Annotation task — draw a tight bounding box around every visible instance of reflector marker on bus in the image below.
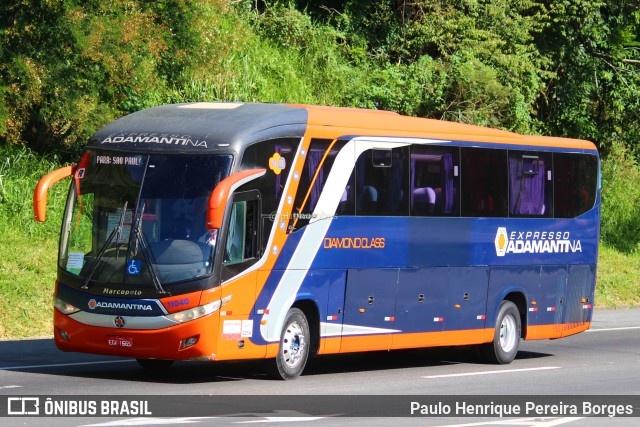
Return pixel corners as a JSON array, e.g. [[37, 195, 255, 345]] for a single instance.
[[434, 317, 444, 322], [220, 311, 232, 316], [384, 316, 395, 322], [477, 315, 486, 320], [583, 304, 593, 309], [547, 306, 557, 312], [257, 309, 270, 315], [529, 307, 538, 312], [326, 315, 338, 321]]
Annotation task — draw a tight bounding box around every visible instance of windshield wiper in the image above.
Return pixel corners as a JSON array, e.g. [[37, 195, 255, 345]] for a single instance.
[[81, 201, 128, 290], [131, 202, 169, 295]]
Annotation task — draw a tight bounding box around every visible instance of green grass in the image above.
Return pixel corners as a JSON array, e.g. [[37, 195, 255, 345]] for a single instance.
[[0, 144, 637, 340], [0, 226, 58, 338], [596, 245, 640, 308], [0, 144, 68, 339]]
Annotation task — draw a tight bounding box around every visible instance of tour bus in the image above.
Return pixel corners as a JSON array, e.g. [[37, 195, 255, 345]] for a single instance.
[[34, 102, 600, 379]]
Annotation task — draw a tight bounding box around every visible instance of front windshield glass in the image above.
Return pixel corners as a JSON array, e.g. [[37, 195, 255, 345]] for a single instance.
[[59, 150, 233, 287]]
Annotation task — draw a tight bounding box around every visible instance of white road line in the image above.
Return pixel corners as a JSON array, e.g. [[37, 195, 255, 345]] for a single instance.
[[423, 366, 561, 379], [0, 385, 22, 389], [81, 415, 327, 426], [587, 326, 640, 332], [0, 360, 132, 371], [235, 417, 327, 424], [81, 417, 219, 426]]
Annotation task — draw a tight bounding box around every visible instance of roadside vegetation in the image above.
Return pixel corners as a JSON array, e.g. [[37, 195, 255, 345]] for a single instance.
[[1, 1, 639, 338]]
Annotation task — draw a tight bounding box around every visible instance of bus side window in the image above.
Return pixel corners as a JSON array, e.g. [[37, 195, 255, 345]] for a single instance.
[[356, 147, 409, 216], [239, 138, 298, 253], [508, 152, 552, 217], [461, 148, 508, 217], [224, 201, 246, 265], [410, 146, 459, 216], [553, 153, 598, 218], [223, 193, 260, 268], [289, 138, 351, 232]]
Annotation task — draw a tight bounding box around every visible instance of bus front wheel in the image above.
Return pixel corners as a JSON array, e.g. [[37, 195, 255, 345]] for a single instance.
[[481, 300, 521, 364], [267, 308, 310, 380]]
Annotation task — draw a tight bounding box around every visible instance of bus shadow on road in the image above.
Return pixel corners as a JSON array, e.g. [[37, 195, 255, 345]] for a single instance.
[[0, 339, 553, 384], [301, 346, 554, 377]]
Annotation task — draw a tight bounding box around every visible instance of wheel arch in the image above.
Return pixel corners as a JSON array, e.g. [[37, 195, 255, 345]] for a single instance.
[[291, 299, 320, 357], [503, 291, 527, 339]]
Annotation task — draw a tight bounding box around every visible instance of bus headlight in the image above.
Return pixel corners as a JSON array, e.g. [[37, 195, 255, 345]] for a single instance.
[[165, 301, 221, 324], [53, 295, 80, 315]]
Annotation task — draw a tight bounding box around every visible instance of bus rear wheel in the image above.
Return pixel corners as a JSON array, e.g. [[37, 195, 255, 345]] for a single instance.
[[481, 300, 521, 364], [267, 308, 310, 380]]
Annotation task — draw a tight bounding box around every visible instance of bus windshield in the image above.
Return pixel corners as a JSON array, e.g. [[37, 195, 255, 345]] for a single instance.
[[59, 150, 233, 288]]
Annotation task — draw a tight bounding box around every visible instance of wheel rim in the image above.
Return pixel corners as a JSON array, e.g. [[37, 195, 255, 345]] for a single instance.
[[281, 321, 306, 369], [499, 313, 517, 353]]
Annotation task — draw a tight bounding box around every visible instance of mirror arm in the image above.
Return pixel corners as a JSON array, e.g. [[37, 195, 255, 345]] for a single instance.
[[33, 166, 76, 222]]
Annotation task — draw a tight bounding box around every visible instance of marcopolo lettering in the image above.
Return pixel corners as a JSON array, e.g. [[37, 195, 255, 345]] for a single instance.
[[101, 288, 143, 296]]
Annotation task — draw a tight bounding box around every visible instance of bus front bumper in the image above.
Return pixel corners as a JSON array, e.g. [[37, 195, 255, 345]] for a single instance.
[[53, 309, 220, 361]]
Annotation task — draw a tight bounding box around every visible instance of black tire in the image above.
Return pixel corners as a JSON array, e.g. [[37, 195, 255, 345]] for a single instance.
[[266, 308, 310, 380], [136, 358, 174, 370], [480, 300, 521, 364]]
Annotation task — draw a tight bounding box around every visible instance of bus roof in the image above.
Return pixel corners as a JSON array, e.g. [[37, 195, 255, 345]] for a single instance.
[[88, 102, 597, 153], [89, 103, 308, 153], [297, 104, 596, 151]]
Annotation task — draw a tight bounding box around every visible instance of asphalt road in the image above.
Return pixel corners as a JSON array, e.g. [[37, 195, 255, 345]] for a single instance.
[[1, 308, 639, 426]]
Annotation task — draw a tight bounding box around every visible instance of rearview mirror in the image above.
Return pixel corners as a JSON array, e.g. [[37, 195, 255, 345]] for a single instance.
[[33, 166, 76, 222], [207, 169, 266, 230]]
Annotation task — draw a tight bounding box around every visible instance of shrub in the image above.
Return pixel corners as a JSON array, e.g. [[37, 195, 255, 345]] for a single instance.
[[600, 144, 640, 253]]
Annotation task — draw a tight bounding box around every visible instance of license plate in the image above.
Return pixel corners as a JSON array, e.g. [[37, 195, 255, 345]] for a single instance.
[[107, 336, 133, 348]]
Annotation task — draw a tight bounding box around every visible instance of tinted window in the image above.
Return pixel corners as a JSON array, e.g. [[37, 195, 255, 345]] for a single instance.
[[410, 146, 460, 216], [290, 139, 350, 231], [461, 148, 508, 217], [239, 138, 298, 250], [554, 153, 598, 218], [355, 147, 409, 216]]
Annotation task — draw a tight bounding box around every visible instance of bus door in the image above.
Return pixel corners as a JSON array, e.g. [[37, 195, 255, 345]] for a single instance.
[[391, 267, 448, 348], [340, 269, 398, 352], [217, 191, 265, 359]]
